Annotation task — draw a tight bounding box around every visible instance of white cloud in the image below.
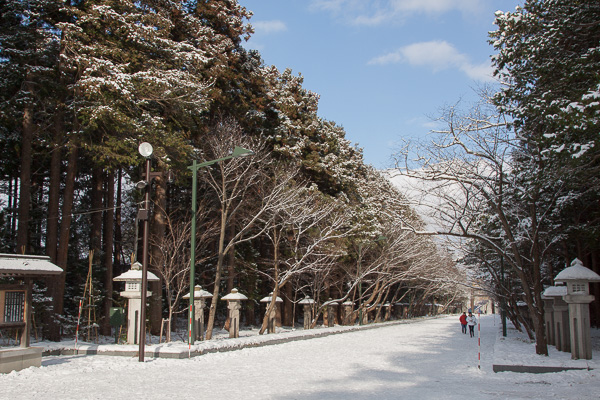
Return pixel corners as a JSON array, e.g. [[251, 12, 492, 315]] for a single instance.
[[388, 0, 481, 15], [251, 20, 287, 35], [310, 0, 484, 26], [368, 40, 494, 82]]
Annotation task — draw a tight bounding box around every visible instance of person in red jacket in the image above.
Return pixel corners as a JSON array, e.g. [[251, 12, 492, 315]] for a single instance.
[[459, 312, 468, 334]]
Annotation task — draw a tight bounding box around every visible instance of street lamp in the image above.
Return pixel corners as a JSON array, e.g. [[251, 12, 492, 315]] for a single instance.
[[137, 142, 153, 362], [187, 146, 253, 344]]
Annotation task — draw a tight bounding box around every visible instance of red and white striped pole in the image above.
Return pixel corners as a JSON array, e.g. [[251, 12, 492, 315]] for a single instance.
[[477, 310, 481, 369], [75, 299, 83, 354], [188, 304, 193, 358]]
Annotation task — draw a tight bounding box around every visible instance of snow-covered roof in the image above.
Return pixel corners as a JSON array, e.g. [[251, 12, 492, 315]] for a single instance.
[[260, 293, 282, 303], [555, 258, 600, 282], [221, 288, 248, 301], [0, 253, 63, 277], [542, 286, 568, 297], [342, 301, 354, 306], [183, 285, 213, 299], [298, 297, 315, 305], [323, 299, 339, 306], [113, 262, 159, 282]]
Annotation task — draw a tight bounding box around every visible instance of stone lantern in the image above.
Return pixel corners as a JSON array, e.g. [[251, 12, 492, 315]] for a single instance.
[[383, 302, 392, 321], [374, 304, 383, 323], [541, 289, 556, 346], [183, 285, 213, 341], [113, 261, 159, 345], [298, 297, 315, 329], [260, 292, 283, 334], [555, 258, 600, 360], [323, 298, 339, 327], [362, 303, 370, 325], [221, 288, 247, 338], [542, 285, 570, 352], [341, 301, 354, 325]]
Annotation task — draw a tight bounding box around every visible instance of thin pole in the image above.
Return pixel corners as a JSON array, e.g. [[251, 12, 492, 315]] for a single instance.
[[189, 161, 197, 345], [188, 304, 193, 358], [478, 311, 481, 369], [139, 157, 151, 362], [358, 243, 362, 325], [75, 299, 82, 354]]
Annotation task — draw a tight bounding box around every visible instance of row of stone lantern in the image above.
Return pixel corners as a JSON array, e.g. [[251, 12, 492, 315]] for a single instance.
[[113, 262, 408, 343], [542, 258, 600, 360]]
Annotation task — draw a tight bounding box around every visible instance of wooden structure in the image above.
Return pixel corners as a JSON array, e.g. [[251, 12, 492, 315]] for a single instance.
[[0, 253, 63, 373]]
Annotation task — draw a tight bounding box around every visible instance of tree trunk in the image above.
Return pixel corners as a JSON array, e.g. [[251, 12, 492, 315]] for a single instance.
[[150, 174, 167, 335], [101, 170, 115, 336], [226, 226, 236, 294], [283, 281, 293, 326], [591, 251, 600, 327], [90, 166, 103, 256], [114, 169, 123, 270], [47, 144, 78, 341], [16, 80, 35, 254], [223, 224, 236, 332], [46, 115, 62, 262], [530, 201, 548, 356], [260, 235, 279, 335], [205, 209, 228, 340]]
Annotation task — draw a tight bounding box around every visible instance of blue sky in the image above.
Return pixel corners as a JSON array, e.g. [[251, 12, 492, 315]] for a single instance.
[[241, 0, 521, 168]]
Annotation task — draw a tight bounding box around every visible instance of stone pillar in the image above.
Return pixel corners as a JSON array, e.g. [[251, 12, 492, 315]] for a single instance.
[[228, 301, 241, 338], [541, 295, 555, 346], [298, 297, 315, 329], [342, 301, 354, 325], [384, 303, 392, 321], [126, 297, 142, 345], [361, 304, 369, 325], [325, 299, 338, 327], [553, 297, 570, 353], [375, 305, 383, 323], [543, 285, 569, 352], [564, 294, 594, 359], [303, 305, 312, 329]]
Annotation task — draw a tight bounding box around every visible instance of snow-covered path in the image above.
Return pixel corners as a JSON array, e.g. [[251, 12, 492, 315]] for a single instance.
[[1, 315, 599, 399]]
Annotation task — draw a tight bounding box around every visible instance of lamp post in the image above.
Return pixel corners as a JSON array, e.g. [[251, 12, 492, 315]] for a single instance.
[[137, 142, 153, 362], [187, 146, 253, 344]]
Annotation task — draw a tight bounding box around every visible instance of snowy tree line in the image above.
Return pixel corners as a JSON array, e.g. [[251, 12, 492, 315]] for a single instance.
[[392, 0, 600, 356], [0, 0, 464, 341]]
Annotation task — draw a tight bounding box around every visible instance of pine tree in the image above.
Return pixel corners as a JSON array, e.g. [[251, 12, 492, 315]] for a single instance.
[[491, 0, 600, 325]]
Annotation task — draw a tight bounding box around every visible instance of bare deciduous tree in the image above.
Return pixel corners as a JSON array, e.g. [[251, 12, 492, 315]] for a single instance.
[[258, 179, 352, 333], [391, 95, 558, 355], [150, 204, 216, 342], [200, 118, 312, 340]]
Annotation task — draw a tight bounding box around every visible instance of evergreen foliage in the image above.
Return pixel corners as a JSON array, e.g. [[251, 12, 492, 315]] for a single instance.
[[0, 0, 462, 340]]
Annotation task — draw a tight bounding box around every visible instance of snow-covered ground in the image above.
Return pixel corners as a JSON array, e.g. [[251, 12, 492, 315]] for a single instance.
[[1, 315, 599, 399]]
